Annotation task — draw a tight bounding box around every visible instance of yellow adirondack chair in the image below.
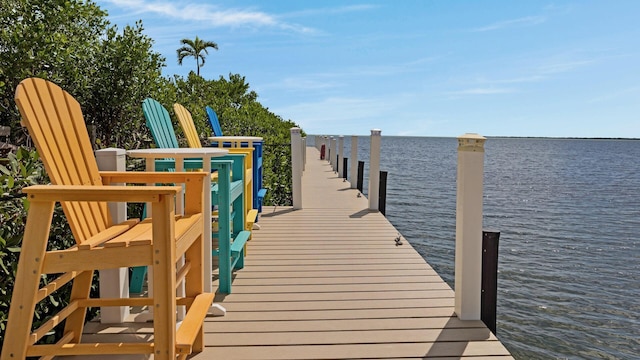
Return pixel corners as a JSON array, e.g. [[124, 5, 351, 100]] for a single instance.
[[1, 78, 212, 360], [173, 102, 258, 231]]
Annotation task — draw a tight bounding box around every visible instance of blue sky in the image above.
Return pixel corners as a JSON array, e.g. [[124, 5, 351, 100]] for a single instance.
[[95, 0, 640, 138]]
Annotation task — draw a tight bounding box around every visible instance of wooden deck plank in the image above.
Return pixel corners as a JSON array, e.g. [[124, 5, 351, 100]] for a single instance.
[[204, 307, 460, 321], [81, 146, 512, 359], [228, 275, 443, 285], [204, 317, 487, 332], [198, 341, 512, 359], [211, 298, 454, 312], [203, 327, 499, 346]]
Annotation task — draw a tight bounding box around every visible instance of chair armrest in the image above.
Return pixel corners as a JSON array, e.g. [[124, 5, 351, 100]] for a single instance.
[[99, 171, 208, 185], [22, 184, 183, 203]]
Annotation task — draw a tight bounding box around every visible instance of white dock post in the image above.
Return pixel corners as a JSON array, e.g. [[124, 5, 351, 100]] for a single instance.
[[324, 136, 330, 162], [454, 133, 486, 320], [95, 148, 130, 323], [350, 135, 358, 188], [291, 127, 303, 209], [368, 129, 381, 211], [338, 135, 344, 177], [330, 137, 337, 171], [302, 136, 307, 171]]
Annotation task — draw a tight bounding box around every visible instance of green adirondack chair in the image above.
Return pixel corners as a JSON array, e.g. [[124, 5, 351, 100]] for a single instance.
[[131, 98, 249, 294]]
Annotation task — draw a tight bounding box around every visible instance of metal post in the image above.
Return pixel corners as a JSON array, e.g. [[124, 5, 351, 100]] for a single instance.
[[378, 171, 387, 215], [95, 148, 130, 323], [455, 133, 486, 320], [368, 129, 381, 211], [350, 135, 358, 188], [482, 230, 500, 335], [291, 128, 303, 209]]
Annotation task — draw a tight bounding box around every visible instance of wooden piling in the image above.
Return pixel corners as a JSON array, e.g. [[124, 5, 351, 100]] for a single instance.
[[482, 230, 500, 335]]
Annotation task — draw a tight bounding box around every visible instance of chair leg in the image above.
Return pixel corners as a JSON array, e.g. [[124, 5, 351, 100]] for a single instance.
[[1, 202, 54, 360], [62, 270, 94, 343], [234, 251, 245, 270], [184, 233, 205, 352], [151, 197, 177, 360]]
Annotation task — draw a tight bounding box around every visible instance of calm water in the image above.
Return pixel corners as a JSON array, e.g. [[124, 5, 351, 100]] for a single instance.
[[317, 136, 640, 359]]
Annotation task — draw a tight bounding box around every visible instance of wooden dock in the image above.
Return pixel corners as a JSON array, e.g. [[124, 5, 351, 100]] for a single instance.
[[81, 146, 513, 359]]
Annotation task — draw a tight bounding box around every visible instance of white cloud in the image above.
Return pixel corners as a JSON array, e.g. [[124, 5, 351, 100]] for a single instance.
[[472, 16, 546, 32], [266, 55, 440, 93], [537, 59, 596, 74], [280, 4, 379, 18], [102, 0, 315, 33], [448, 87, 516, 95]]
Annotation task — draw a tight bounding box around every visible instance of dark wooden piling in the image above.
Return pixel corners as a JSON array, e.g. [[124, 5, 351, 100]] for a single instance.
[[343, 157, 348, 179], [481, 230, 500, 335], [357, 161, 364, 192], [378, 171, 387, 215]]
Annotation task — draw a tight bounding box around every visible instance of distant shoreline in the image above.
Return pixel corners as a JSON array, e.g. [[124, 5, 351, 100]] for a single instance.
[[486, 136, 640, 140], [311, 134, 640, 140]]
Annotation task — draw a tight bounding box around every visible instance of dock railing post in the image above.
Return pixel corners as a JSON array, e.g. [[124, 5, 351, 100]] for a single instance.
[[324, 136, 330, 162], [368, 129, 381, 211], [330, 137, 336, 170], [95, 148, 130, 323], [291, 127, 303, 209], [455, 133, 486, 320], [338, 135, 344, 176], [302, 136, 307, 171], [350, 135, 358, 188]]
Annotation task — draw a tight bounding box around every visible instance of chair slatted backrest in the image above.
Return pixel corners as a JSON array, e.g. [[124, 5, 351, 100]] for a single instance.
[[173, 103, 202, 148], [14, 78, 111, 244], [205, 106, 224, 136], [142, 98, 179, 148]]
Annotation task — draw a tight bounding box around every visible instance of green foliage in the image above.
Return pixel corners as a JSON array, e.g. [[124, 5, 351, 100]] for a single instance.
[[84, 21, 168, 149], [0, 0, 167, 150], [0, 0, 108, 143]]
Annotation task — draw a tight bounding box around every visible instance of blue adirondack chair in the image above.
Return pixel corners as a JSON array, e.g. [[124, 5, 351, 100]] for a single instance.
[[206, 106, 267, 212], [130, 98, 249, 294], [206, 105, 224, 137]]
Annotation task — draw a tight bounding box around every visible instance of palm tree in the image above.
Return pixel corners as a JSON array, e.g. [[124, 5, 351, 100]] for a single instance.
[[176, 36, 218, 76]]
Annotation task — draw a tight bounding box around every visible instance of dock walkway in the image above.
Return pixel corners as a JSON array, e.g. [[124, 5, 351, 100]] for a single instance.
[[197, 146, 512, 359], [82, 146, 513, 359]]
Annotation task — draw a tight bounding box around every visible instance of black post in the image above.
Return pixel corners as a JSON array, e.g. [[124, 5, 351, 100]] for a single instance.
[[378, 171, 387, 215], [481, 230, 500, 335], [357, 161, 364, 192], [343, 157, 348, 179], [336, 154, 339, 173]]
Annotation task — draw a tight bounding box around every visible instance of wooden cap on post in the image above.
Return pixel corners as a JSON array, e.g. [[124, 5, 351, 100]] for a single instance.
[[457, 133, 486, 152]]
